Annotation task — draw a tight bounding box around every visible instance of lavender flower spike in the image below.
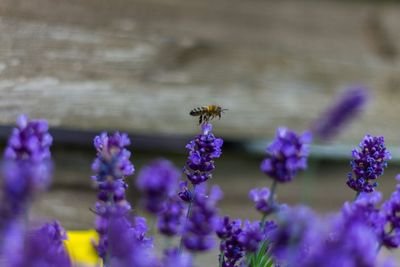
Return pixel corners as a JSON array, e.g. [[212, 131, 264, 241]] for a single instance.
[[1, 115, 53, 217], [347, 134, 391, 193], [312, 86, 368, 141], [4, 114, 53, 162], [91, 132, 135, 261], [216, 217, 245, 267], [183, 123, 223, 185], [261, 128, 312, 183]]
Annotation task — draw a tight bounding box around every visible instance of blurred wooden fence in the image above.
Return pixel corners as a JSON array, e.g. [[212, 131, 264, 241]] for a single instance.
[[0, 0, 400, 144]]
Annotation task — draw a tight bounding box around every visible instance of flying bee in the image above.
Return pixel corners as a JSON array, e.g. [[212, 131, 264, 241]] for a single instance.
[[190, 105, 227, 124]]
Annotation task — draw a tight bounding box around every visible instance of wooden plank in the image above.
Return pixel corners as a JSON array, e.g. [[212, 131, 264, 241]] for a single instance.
[[0, 0, 399, 143]]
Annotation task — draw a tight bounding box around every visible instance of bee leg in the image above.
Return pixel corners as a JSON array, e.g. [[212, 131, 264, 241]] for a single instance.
[[199, 115, 203, 125], [218, 113, 221, 119]]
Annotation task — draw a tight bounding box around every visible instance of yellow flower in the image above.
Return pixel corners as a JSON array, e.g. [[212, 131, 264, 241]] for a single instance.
[[64, 230, 102, 267]]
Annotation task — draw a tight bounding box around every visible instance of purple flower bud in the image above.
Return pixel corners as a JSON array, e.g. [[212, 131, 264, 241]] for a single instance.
[[178, 181, 193, 203], [347, 135, 390, 193], [249, 187, 274, 214], [261, 128, 312, 183], [183, 123, 223, 185]]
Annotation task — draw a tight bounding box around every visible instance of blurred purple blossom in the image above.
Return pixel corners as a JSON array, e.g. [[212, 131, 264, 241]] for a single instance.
[[380, 177, 400, 248], [162, 248, 193, 267], [347, 135, 391, 193], [312, 86, 369, 141], [136, 159, 180, 214], [182, 185, 222, 252], [302, 214, 378, 267], [4, 114, 53, 162], [158, 196, 185, 236], [270, 206, 319, 265], [1, 115, 54, 216], [261, 128, 312, 183], [16, 221, 71, 267], [0, 116, 54, 266], [107, 215, 156, 267]]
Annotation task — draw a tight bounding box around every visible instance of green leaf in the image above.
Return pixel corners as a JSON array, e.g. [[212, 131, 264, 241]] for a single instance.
[[245, 241, 274, 267]]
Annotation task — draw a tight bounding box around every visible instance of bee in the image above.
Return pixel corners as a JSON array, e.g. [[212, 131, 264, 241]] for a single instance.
[[190, 105, 227, 124]]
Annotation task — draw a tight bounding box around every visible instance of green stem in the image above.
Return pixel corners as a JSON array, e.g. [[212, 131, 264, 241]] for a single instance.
[[354, 191, 361, 201], [179, 185, 196, 254], [218, 247, 225, 267], [261, 180, 278, 227], [164, 236, 172, 251], [301, 159, 318, 204], [377, 227, 394, 253], [268, 180, 278, 206]]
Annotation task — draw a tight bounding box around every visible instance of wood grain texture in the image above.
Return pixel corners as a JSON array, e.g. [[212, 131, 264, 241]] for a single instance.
[[0, 0, 399, 143]]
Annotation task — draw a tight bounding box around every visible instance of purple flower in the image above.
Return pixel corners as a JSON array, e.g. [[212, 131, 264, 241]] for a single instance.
[[178, 181, 193, 203], [107, 215, 157, 267], [270, 206, 319, 265], [16, 221, 71, 267], [183, 123, 223, 185], [136, 159, 180, 214], [216, 216, 245, 267], [182, 185, 222, 252], [91, 132, 135, 260], [302, 214, 378, 267], [157, 196, 185, 236], [0, 220, 25, 266], [4, 114, 53, 162], [312, 86, 368, 141], [162, 248, 193, 267], [237, 220, 265, 253], [92, 132, 134, 183], [347, 135, 391, 193], [261, 128, 312, 183], [249, 187, 274, 214], [0, 115, 53, 222], [379, 176, 400, 248], [269, 206, 379, 267]]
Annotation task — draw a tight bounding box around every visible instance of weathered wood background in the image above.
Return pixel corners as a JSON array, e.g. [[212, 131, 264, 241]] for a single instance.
[[0, 0, 399, 143]]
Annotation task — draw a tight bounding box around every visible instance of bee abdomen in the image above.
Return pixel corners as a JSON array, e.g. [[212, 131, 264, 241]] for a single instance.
[[190, 107, 206, 116]]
